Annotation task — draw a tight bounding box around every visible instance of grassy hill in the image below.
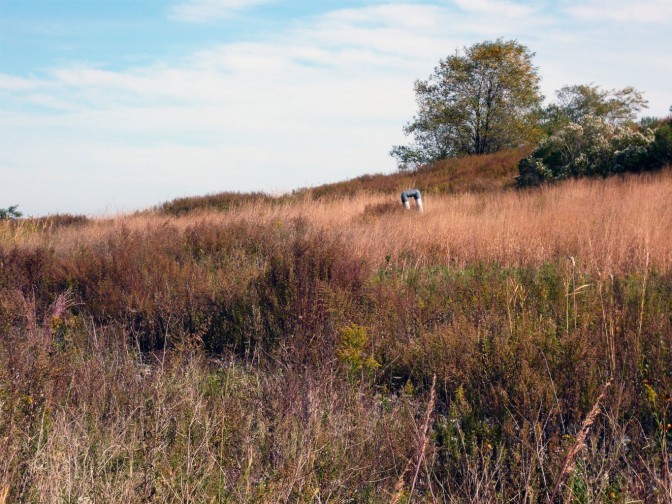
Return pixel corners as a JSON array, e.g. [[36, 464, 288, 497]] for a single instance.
[[1, 153, 671, 501], [159, 147, 529, 215], [304, 147, 529, 199]]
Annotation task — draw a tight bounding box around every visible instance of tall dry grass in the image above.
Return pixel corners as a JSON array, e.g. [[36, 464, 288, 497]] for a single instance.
[[343, 172, 672, 274], [304, 147, 527, 199], [0, 299, 420, 501], [1, 169, 672, 501], [7, 168, 668, 274]]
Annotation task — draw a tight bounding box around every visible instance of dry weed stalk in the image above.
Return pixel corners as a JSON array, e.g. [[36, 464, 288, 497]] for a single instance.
[[550, 378, 613, 503], [392, 374, 437, 504]]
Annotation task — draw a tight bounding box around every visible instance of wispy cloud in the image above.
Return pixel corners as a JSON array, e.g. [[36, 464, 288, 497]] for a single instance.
[[566, 0, 672, 23], [170, 0, 274, 22], [0, 73, 42, 91], [453, 0, 536, 18], [3, 5, 445, 214]]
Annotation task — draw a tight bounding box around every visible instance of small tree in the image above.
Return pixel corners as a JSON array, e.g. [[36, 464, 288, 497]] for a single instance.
[[541, 84, 647, 134], [0, 205, 22, 220], [391, 39, 543, 170]]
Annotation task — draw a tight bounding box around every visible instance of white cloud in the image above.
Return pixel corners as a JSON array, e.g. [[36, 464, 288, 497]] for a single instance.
[[566, 0, 672, 23], [453, 0, 536, 17], [4, 5, 445, 214], [170, 0, 274, 22], [0, 73, 42, 91]]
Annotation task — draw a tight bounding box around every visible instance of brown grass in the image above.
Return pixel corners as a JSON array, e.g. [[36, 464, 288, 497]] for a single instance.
[[550, 378, 613, 502], [305, 147, 528, 199], [8, 166, 669, 275], [1, 163, 672, 501]]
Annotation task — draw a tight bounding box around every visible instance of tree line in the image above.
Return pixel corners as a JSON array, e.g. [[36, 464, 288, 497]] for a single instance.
[[392, 38, 672, 185]]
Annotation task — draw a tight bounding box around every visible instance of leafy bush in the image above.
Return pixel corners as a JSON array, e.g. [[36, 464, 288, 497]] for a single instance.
[[515, 115, 671, 187], [648, 119, 672, 168], [0, 205, 22, 220], [541, 84, 648, 133], [337, 324, 379, 378]]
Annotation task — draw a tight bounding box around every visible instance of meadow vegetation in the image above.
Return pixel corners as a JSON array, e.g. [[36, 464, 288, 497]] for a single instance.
[[1, 156, 672, 502], [517, 116, 672, 187]]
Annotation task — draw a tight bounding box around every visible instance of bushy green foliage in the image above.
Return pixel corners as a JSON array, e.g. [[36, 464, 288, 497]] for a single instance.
[[516, 116, 672, 187], [337, 324, 379, 377], [649, 119, 672, 168], [0, 205, 22, 220]]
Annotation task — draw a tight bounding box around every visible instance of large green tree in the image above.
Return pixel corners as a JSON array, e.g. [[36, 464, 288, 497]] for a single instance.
[[391, 39, 543, 170]]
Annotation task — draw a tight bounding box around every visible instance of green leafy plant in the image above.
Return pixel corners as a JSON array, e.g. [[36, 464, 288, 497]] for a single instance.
[[515, 115, 665, 187], [0, 205, 22, 220], [541, 84, 648, 134], [337, 324, 380, 377], [648, 119, 672, 168]]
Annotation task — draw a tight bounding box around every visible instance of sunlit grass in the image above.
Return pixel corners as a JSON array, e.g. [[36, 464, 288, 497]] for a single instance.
[[1, 163, 671, 501]]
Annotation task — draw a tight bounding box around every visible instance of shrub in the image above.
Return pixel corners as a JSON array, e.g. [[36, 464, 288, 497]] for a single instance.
[[648, 118, 672, 168], [516, 115, 661, 187], [0, 205, 22, 220], [337, 324, 379, 378]]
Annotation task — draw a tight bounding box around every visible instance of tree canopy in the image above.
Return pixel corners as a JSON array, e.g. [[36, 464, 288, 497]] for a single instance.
[[541, 84, 648, 133], [391, 39, 543, 170]]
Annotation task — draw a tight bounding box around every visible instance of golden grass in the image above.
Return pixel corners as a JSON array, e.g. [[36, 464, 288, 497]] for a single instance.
[[2, 168, 672, 501], [342, 172, 672, 274], [304, 147, 528, 198], [5, 169, 672, 275]]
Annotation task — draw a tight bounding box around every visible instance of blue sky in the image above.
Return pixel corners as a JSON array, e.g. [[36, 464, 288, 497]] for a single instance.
[[1, 0, 671, 216]]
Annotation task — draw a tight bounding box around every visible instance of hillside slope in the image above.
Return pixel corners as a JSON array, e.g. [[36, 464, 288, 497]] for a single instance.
[[309, 147, 529, 198], [159, 147, 529, 215]]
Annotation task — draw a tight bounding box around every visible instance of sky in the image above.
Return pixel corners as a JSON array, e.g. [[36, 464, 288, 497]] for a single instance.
[[1, 0, 671, 216]]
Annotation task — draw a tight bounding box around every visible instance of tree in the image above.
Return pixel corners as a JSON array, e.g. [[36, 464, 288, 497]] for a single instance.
[[391, 39, 543, 170], [541, 84, 647, 133], [0, 205, 22, 220]]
